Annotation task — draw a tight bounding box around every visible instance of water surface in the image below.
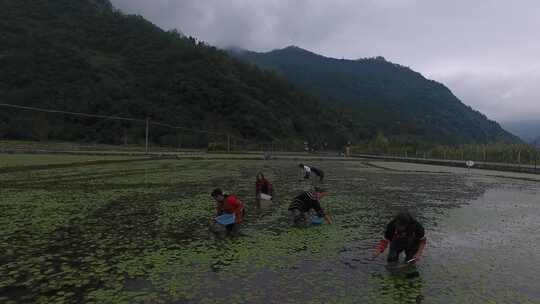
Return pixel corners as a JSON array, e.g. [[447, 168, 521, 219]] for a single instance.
[[1, 158, 538, 303]]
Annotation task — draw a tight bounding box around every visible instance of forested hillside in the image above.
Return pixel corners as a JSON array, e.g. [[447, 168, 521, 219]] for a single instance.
[[0, 0, 355, 148], [232, 46, 521, 145]]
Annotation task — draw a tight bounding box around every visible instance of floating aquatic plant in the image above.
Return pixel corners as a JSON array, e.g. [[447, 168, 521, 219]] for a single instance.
[[1, 156, 539, 303]]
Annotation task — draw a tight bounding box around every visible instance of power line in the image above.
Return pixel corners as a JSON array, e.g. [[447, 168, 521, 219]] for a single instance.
[[0, 102, 276, 149], [150, 121, 223, 136], [0, 102, 226, 136], [0, 103, 144, 123]]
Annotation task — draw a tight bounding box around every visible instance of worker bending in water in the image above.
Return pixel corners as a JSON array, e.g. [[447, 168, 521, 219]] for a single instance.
[[255, 172, 274, 209], [299, 163, 325, 183], [372, 212, 426, 263], [210, 188, 245, 234], [288, 187, 333, 226]]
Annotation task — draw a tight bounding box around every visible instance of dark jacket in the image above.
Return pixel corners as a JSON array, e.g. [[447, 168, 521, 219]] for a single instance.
[[384, 219, 425, 242]]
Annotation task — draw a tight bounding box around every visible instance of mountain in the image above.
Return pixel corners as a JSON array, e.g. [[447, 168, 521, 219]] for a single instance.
[[231, 46, 521, 145], [501, 121, 540, 143], [0, 0, 354, 148]]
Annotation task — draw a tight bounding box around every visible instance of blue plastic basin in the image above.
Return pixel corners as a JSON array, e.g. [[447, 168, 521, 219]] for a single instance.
[[311, 216, 324, 225], [216, 213, 236, 225]]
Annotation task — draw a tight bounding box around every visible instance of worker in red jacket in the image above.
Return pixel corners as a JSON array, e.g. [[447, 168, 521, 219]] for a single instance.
[[211, 188, 245, 233], [255, 172, 273, 209]]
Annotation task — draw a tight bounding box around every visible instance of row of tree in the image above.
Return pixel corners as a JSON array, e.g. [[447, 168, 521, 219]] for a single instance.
[[354, 132, 539, 165]]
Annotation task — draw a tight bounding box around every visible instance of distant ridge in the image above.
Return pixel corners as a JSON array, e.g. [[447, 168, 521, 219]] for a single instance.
[[502, 121, 540, 143], [231, 46, 521, 145]]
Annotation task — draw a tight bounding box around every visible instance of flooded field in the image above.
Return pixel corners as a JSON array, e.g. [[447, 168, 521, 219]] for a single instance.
[[1, 156, 539, 303]]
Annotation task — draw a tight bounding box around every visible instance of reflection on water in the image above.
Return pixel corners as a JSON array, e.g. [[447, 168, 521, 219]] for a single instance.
[[1, 160, 539, 303]]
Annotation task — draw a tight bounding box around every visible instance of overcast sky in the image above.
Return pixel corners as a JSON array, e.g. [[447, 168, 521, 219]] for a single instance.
[[111, 0, 540, 123]]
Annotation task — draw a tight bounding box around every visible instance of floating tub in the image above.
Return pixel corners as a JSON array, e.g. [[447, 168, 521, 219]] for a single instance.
[[311, 216, 324, 225], [260, 193, 272, 201], [215, 213, 236, 225]]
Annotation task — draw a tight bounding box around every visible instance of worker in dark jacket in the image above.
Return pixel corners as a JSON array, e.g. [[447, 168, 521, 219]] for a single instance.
[[372, 212, 427, 263], [288, 187, 332, 226]]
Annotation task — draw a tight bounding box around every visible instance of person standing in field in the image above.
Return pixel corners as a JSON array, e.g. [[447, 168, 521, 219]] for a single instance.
[[299, 163, 324, 183], [372, 212, 427, 263], [288, 187, 333, 226], [255, 172, 273, 209], [210, 188, 245, 234]]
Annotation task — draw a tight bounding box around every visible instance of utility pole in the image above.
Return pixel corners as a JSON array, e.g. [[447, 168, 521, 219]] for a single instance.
[[537, 139, 539, 173], [227, 134, 231, 153], [145, 117, 150, 154], [535, 151, 537, 173]]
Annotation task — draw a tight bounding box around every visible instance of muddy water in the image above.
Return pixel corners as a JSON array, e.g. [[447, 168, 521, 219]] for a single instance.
[[0, 158, 539, 303]]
